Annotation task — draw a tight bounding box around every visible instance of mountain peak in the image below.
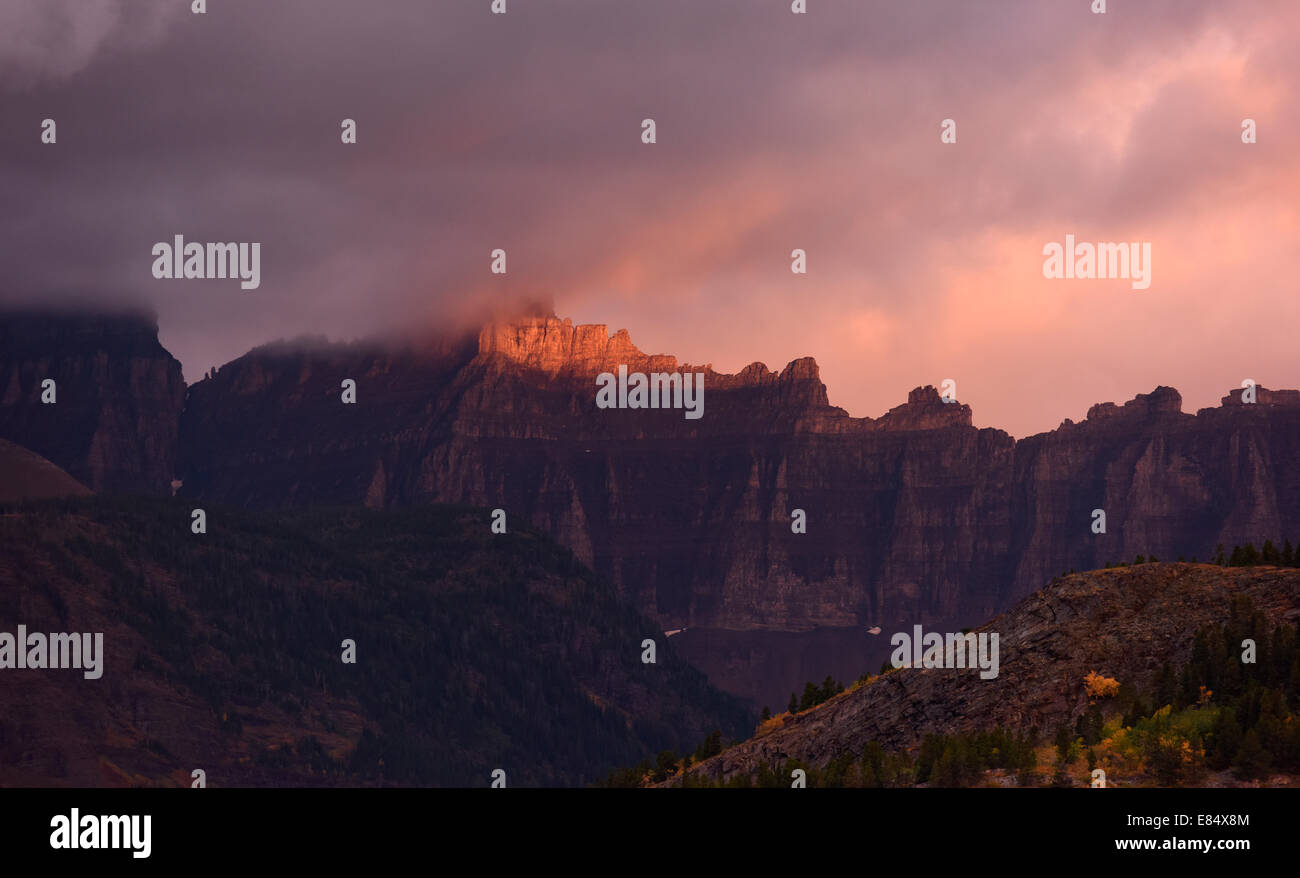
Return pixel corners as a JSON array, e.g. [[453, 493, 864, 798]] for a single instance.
[[1220, 385, 1300, 407], [476, 315, 680, 376], [1085, 385, 1183, 421], [873, 385, 972, 430]]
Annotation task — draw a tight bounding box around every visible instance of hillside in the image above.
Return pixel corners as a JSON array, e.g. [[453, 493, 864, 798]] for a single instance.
[[0, 439, 90, 503], [672, 563, 1300, 786], [0, 496, 750, 787]]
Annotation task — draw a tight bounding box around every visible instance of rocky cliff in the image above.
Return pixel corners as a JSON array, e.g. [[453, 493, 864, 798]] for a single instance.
[[1009, 385, 1300, 598], [171, 314, 1300, 705], [6, 309, 1298, 709], [0, 309, 185, 495], [179, 316, 1015, 636]]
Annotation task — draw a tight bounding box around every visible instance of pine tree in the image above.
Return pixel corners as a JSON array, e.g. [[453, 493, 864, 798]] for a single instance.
[[1054, 725, 1073, 763], [1208, 707, 1242, 770], [1075, 705, 1104, 746], [1155, 662, 1178, 708], [788, 693, 798, 714], [800, 681, 819, 711], [1233, 730, 1270, 780], [933, 744, 963, 787], [654, 750, 679, 782]]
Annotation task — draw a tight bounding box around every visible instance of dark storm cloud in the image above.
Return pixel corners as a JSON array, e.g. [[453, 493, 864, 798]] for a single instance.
[[1, 1, 1296, 436]]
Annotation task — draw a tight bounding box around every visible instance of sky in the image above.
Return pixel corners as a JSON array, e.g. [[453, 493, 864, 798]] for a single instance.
[[1, 0, 1297, 438]]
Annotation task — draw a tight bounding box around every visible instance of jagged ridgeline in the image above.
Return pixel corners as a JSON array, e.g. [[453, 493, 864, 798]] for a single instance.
[[6, 308, 1300, 709], [0, 496, 751, 787]]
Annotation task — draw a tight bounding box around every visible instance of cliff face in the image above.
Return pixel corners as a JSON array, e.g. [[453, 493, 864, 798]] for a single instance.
[[171, 314, 1300, 707], [0, 310, 185, 495], [1009, 386, 1300, 599], [7, 309, 1299, 708], [179, 317, 1015, 638]]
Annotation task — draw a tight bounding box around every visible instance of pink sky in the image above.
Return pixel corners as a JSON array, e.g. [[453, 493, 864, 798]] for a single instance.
[[2, 0, 1297, 437]]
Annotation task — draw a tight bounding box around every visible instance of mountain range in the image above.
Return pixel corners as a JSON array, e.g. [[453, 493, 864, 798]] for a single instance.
[[3, 307, 1299, 709]]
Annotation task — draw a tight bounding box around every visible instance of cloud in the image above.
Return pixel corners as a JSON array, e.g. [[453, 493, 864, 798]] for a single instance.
[[0, 0, 180, 88], [0, 0, 1297, 435]]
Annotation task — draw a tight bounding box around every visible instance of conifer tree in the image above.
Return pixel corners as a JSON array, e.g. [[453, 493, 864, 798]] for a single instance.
[[1233, 730, 1270, 779], [1262, 539, 1279, 564], [800, 681, 819, 711], [1243, 543, 1260, 565]]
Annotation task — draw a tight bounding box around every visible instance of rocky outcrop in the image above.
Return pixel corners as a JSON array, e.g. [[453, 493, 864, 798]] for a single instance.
[[0, 309, 185, 495], [477, 316, 685, 377], [678, 563, 1300, 785]]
